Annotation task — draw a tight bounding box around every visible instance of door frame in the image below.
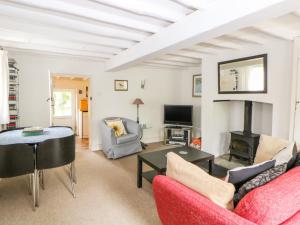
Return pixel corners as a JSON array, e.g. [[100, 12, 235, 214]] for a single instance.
[[289, 37, 300, 140], [49, 73, 92, 150]]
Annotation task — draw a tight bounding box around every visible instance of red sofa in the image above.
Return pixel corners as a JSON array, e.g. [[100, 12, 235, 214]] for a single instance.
[[153, 166, 300, 225]]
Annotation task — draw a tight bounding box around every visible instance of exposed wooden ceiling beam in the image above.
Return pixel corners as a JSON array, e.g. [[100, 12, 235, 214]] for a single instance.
[[253, 22, 295, 40], [106, 0, 300, 71], [92, 0, 192, 22], [172, 0, 218, 10], [181, 48, 217, 56], [206, 35, 261, 50], [173, 49, 211, 59], [147, 59, 199, 67], [6, 47, 106, 62], [163, 55, 201, 63], [0, 28, 123, 54], [0, 1, 148, 41], [142, 62, 185, 69], [197, 42, 235, 51], [167, 53, 202, 60], [0, 16, 136, 48], [229, 27, 288, 44], [155, 58, 201, 65], [0, 39, 112, 59], [142, 62, 187, 68], [9, 0, 164, 33]]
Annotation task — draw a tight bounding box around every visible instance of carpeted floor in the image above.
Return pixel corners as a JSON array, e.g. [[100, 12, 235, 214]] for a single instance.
[[0, 142, 164, 225], [0, 142, 246, 225]]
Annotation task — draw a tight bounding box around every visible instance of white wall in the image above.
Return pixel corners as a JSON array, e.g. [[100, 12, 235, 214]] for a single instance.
[[179, 67, 202, 137], [202, 39, 293, 156], [8, 51, 182, 150]]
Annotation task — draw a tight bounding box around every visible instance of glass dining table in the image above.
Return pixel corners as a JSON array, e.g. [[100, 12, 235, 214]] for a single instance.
[[0, 127, 74, 145]]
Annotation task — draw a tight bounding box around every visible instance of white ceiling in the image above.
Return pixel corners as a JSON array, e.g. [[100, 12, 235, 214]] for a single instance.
[[1, 0, 300, 70]]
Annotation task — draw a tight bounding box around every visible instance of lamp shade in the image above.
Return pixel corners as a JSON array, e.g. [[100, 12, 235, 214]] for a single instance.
[[132, 98, 144, 105]]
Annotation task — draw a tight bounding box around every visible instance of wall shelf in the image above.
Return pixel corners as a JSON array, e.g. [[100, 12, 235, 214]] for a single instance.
[[6, 59, 19, 130]]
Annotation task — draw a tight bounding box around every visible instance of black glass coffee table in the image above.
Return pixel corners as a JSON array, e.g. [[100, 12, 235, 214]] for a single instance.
[[137, 146, 214, 188]]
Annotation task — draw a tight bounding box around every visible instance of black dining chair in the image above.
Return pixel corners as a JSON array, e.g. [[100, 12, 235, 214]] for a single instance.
[[36, 134, 76, 205], [0, 143, 36, 209]]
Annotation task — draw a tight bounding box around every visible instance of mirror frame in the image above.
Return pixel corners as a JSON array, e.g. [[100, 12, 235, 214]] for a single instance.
[[218, 54, 268, 94]]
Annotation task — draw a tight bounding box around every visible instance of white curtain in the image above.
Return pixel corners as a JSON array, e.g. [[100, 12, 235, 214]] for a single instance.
[[0, 50, 9, 125]]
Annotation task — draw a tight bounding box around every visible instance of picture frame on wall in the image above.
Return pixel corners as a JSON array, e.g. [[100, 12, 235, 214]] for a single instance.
[[114, 80, 128, 91], [193, 74, 202, 97]]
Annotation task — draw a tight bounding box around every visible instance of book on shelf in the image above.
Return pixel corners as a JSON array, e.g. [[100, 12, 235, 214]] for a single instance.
[[7, 58, 19, 130]]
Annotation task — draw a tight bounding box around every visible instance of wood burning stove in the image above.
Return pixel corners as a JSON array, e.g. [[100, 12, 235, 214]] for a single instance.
[[229, 101, 260, 164]]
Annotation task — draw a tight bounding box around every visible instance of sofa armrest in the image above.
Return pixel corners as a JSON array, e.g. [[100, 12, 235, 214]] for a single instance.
[[153, 176, 256, 225]]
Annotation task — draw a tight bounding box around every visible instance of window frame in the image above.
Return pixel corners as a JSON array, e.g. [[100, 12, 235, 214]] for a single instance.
[[52, 89, 74, 119]]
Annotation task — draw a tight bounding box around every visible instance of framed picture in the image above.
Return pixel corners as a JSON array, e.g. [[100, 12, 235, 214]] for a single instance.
[[193, 74, 202, 97], [114, 80, 128, 91]]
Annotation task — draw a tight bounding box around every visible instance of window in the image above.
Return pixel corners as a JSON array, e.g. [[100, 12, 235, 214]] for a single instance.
[[247, 65, 264, 91], [53, 90, 72, 117]]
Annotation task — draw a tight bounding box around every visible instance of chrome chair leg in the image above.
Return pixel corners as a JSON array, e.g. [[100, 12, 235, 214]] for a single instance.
[[71, 162, 77, 184], [28, 174, 32, 195], [35, 169, 39, 207], [70, 162, 76, 198], [39, 170, 45, 190], [32, 173, 36, 211]]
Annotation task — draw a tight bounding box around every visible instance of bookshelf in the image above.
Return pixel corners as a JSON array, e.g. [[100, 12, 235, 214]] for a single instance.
[[7, 58, 19, 129]]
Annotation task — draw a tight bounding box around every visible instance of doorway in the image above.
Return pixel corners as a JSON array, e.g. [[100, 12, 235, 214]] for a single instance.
[[50, 75, 90, 150]]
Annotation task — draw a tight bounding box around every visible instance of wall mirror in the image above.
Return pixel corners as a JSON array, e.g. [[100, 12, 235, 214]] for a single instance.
[[218, 54, 267, 94]]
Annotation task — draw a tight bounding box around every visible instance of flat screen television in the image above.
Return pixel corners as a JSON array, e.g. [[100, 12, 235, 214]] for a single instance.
[[164, 105, 193, 126]]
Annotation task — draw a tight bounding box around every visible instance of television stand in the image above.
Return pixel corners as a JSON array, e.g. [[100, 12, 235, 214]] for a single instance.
[[165, 125, 187, 129], [164, 126, 192, 146]]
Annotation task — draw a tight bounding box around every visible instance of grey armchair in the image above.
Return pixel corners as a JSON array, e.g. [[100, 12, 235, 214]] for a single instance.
[[100, 117, 142, 159]]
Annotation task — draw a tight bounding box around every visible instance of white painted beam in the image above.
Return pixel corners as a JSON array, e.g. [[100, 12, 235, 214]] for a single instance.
[[0, 40, 112, 59], [167, 53, 202, 60], [163, 55, 201, 63], [0, 2, 149, 41], [0, 28, 123, 54], [256, 13, 300, 40], [0, 16, 135, 48], [147, 59, 199, 67], [6, 47, 106, 62], [9, 0, 164, 33], [188, 43, 234, 55], [142, 62, 185, 69], [173, 0, 218, 10], [142, 62, 187, 68], [105, 0, 300, 71], [197, 42, 235, 51], [229, 27, 287, 43], [254, 21, 296, 40], [207, 35, 261, 49], [92, 0, 192, 22], [173, 49, 212, 58]]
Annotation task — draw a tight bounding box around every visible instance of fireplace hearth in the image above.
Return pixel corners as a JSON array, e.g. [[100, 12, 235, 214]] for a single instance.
[[229, 101, 260, 164]]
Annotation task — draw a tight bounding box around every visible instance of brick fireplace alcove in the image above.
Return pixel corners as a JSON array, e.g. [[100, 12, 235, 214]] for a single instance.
[[213, 100, 273, 162]]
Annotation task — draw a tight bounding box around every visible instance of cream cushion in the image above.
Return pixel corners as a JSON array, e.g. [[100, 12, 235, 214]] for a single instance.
[[166, 152, 235, 210], [297, 143, 300, 153], [272, 142, 296, 166], [254, 135, 290, 164]]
